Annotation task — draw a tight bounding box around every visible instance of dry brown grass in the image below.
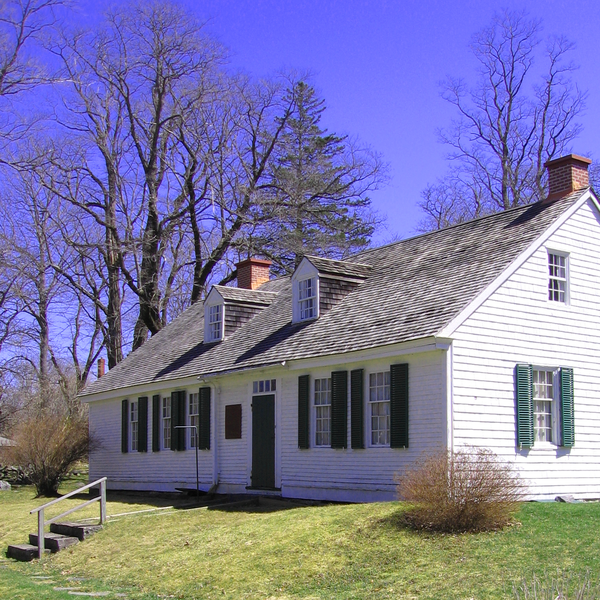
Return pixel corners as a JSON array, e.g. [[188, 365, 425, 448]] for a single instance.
[[396, 446, 524, 533]]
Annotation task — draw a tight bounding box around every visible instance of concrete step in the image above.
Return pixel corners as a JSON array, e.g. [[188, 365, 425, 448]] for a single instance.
[[50, 522, 102, 541], [29, 532, 79, 553], [6, 543, 50, 561]]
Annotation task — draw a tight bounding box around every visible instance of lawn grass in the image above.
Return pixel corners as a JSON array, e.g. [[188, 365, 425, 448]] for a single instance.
[[2, 478, 600, 599]]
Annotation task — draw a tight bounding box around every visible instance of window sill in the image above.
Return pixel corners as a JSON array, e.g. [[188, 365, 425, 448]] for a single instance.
[[530, 442, 557, 450]]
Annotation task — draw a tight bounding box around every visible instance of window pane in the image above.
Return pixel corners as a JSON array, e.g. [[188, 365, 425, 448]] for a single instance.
[[533, 370, 554, 443], [369, 371, 390, 446], [548, 253, 567, 303], [162, 397, 171, 449], [314, 377, 331, 446]]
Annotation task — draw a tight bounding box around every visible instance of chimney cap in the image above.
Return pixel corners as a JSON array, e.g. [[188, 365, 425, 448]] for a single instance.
[[544, 154, 592, 169], [235, 257, 272, 269]]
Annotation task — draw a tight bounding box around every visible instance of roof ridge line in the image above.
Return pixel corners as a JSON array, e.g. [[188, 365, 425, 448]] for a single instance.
[[353, 191, 587, 259]]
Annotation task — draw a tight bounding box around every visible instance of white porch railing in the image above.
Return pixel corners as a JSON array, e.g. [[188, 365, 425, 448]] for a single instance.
[[30, 477, 107, 559]]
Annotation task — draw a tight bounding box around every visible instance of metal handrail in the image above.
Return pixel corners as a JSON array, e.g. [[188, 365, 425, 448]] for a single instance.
[[30, 477, 107, 559]]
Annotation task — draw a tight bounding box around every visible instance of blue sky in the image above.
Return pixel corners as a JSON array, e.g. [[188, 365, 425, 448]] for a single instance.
[[72, 0, 600, 242]]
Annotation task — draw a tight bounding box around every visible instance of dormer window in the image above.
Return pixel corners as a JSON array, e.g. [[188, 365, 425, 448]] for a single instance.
[[208, 305, 222, 341], [204, 291, 224, 343], [290, 256, 371, 324], [204, 284, 276, 342], [298, 277, 317, 320], [291, 259, 320, 323]]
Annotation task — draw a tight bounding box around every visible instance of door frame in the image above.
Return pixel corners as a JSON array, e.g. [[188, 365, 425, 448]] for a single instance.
[[247, 380, 280, 490]]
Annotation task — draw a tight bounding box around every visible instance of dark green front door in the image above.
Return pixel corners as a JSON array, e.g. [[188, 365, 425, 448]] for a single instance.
[[252, 395, 275, 488]]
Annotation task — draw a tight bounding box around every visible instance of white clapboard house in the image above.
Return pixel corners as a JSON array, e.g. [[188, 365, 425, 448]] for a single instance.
[[81, 154, 600, 502]]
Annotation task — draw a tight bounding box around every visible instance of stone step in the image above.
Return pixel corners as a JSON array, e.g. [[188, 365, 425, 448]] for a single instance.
[[50, 522, 102, 541], [29, 532, 79, 553], [6, 543, 50, 562]]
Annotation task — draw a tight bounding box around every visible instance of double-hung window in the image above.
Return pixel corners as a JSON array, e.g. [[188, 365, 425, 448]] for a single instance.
[[548, 252, 568, 303], [208, 304, 223, 341], [162, 397, 171, 450], [298, 277, 317, 320], [369, 371, 390, 446], [314, 377, 331, 446], [533, 369, 554, 443], [516, 364, 574, 448], [130, 400, 138, 451], [189, 392, 199, 448]]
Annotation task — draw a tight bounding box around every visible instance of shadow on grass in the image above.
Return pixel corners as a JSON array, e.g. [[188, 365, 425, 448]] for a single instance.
[[372, 507, 419, 533], [195, 496, 314, 514], [370, 506, 463, 538]]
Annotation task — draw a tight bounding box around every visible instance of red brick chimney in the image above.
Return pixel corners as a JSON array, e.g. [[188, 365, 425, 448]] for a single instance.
[[97, 358, 106, 378], [236, 258, 271, 290], [545, 154, 591, 201]]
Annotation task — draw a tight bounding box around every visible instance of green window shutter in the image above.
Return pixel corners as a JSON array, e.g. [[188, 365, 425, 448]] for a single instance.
[[178, 391, 186, 451], [199, 387, 211, 450], [515, 364, 534, 448], [331, 370, 348, 449], [350, 369, 364, 449], [121, 399, 129, 453], [138, 397, 148, 452], [152, 395, 161, 452], [560, 367, 575, 448], [390, 363, 409, 448], [170, 391, 186, 451], [298, 375, 310, 449]]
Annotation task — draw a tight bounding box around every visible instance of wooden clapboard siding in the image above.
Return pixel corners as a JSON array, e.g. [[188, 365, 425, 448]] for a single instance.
[[88, 389, 214, 492], [217, 379, 250, 487], [278, 351, 446, 501], [452, 199, 600, 499]]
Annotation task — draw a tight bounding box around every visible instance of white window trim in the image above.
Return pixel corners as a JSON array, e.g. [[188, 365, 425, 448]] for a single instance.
[[298, 277, 318, 321], [252, 378, 277, 395], [291, 258, 320, 323], [189, 391, 199, 449], [130, 400, 138, 452], [532, 366, 560, 448], [204, 288, 225, 343], [367, 370, 391, 448], [313, 377, 332, 448], [547, 250, 569, 305], [162, 396, 171, 450]]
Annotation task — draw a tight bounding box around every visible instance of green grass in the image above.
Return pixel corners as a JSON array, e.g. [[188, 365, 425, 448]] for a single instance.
[[2, 479, 600, 599]]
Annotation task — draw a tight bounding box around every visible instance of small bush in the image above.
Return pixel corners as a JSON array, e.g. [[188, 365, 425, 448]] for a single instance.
[[396, 446, 524, 533], [3, 410, 96, 496], [514, 571, 600, 599]]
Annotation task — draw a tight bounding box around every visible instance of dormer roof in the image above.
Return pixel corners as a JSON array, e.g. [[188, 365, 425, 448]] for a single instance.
[[302, 256, 372, 280], [210, 285, 277, 306]]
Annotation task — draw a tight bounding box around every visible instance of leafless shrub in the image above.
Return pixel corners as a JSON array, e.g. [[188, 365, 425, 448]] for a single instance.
[[513, 571, 600, 600], [3, 410, 97, 496], [396, 447, 524, 533]]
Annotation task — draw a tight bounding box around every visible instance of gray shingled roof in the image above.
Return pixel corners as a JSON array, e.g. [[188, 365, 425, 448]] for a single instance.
[[213, 285, 277, 305], [81, 191, 586, 397], [305, 256, 372, 279]]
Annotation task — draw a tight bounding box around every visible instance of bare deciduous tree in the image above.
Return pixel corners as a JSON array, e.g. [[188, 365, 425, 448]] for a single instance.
[[419, 10, 585, 231], [0, 0, 61, 96]]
